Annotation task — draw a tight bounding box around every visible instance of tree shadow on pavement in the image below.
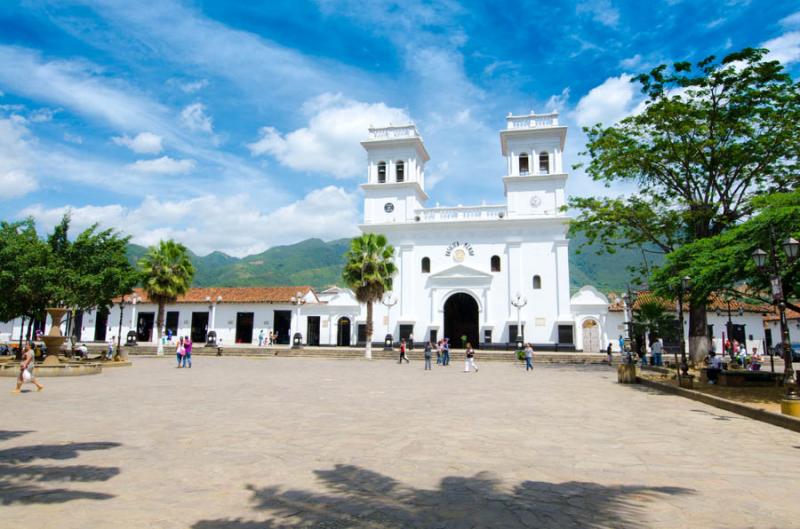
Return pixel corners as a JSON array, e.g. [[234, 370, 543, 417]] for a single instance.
[[0, 431, 121, 505], [192, 464, 693, 529]]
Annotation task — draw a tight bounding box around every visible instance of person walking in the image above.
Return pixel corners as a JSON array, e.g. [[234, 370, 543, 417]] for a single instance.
[[524, 343, 534, 371], [258, 330, 265, 347], [606, 342, 613, 365], [442, 338, 451, 366], [398, 339, 410, 364], [182, 336, 192, 368], [651, 339, 663, 367], [464, 343, 478, 373], [106, 337, 115, 360], [424, 341, 432, 370], [13, 343, 43, 393], [176, 336, 185, 368], [436, 340, 443, 365]]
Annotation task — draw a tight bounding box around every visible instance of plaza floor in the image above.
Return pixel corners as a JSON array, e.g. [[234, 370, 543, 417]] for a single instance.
[[1, 357, 798, 529]]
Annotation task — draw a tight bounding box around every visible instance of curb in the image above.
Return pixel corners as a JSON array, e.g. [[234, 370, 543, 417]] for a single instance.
[[636, 377, 800, 434]]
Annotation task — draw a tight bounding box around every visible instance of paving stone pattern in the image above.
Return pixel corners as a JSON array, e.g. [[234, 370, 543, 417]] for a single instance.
[[0, 357, 798, 528]]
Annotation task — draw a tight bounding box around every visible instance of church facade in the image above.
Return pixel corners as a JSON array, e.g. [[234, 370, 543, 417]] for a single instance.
[[359, 112, 608, 350]]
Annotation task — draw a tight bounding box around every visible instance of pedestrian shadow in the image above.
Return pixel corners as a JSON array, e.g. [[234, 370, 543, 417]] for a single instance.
[[191, 464, 693, 529], [689, 409, 738, 421], [0, 432, 121, 505]]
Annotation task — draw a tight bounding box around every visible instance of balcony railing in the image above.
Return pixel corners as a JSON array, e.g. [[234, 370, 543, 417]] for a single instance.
[[506, 112, 559, 130], [414, 205, 507, 222], [367, 124, 420, 140]]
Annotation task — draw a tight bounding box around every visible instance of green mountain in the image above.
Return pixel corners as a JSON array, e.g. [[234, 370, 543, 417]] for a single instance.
[[127, 235, 656, 293]]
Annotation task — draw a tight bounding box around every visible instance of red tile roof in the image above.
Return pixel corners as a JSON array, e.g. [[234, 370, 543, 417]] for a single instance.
[[117, 286, 315, 304], [607, 290, 771, 314]]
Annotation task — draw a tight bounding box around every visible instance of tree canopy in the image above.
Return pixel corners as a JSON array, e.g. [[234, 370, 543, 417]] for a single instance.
[[568, 47, 800, 358]]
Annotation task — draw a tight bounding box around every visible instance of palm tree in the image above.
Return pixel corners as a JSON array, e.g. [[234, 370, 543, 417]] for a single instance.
[[342, 233, 396, 359], [138, 240, 195, 354]]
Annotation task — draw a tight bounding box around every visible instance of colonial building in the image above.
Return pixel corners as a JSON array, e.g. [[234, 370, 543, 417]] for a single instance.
[[13, 112, 777, 352]]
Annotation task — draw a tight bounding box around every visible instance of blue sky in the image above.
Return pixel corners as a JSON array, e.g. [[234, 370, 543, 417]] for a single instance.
[[1, 0, 798, 256]]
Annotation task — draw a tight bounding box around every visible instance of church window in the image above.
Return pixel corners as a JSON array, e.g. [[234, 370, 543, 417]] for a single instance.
[[533, 275, 542, 289], [396, 160, 405, 182], [539, 152, 550, 174], [377, 161, 387, 183], [519, 153, 529, 175], [491, 255, 501, 272], [421, 257, 430, 273]]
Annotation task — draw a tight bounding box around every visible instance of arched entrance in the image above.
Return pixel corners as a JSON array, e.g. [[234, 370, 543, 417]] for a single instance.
[[443, 293, 479, 349], [336, 317, 351, 347], [582, 319, 600, 352]]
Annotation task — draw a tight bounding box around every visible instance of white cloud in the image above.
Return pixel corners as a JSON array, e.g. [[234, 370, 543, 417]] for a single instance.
[[29, 107, 58, 123], [112, 132, 164, 154], [0, 117, 38, 198], [573, 74, 643, 128], [22, 186, 360, 257], [128, 156, 195, 174], [248, 93, 411, 179], [63, 132, 83, 144], [545, 88, 571, 113], [706, 17, 725, 29], [180, 79, 208, 94], [780, 11, 800, 28], [619, 54, 641, 69], [762, 31, 800, 65], [576, 0, 620, 28], [180, 103, 214, 133]]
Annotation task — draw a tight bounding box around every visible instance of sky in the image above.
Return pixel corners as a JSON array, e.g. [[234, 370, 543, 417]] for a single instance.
[[1, 0, 799, 257]]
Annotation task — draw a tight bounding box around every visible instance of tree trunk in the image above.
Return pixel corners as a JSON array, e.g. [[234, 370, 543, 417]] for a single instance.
[[156, 301, 165, 355], [365, 301, 373, 359], [688, 302, 709, 364], [17, 315, 26, 360]]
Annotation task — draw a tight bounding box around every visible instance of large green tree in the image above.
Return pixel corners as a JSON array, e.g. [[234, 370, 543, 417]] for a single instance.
[[653, 191, 800, 380], [570, 48, 800, 361], [342, 233, 396, 359], [0, 220, 51, 347], [138, 240, 196, 354], [46, 214, 139, 340]]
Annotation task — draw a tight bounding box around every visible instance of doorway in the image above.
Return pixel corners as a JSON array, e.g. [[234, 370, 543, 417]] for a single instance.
[[582, 319, 600, 352], [165, 311, 179, 340], [443, 293, 479, 349], [94, 307, 109, 341], [337, 317, 351, 346], [236, 312, 254, 344], [136, 312, 155, 342], [307, 316, 320, 346], [191, 312, 209, 343], [273, 310, 291, 345]]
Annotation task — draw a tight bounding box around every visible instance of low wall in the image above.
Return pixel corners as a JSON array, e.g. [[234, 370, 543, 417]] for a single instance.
[[0, 362, 102, 377]]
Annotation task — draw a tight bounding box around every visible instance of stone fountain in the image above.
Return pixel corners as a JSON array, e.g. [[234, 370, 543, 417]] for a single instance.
[[41, 307, 68, 365]]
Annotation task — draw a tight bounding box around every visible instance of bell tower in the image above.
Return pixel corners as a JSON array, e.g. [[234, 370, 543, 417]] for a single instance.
[[361, 124, 430, 225], [500, 111, 568, 218]]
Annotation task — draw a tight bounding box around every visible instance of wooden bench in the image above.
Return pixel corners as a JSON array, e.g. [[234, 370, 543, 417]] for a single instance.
[[717, 370, 782, 387]]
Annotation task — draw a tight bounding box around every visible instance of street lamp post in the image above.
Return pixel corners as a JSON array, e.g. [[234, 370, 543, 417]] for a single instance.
[[677, 275, 691, 377], [510, 292, 527, 350], [205, 295, 222, 346], [116, 296, 126, 360], [381, 293, 398, 350], [716, 300, 744, 362], [290, 291, 307, 348], [751, 235, 799, 396]]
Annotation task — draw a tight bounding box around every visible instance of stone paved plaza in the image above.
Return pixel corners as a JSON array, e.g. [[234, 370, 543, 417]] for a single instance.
[[1, 357, 799, 528]]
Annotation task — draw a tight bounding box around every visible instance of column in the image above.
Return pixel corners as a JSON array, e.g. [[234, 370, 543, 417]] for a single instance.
[[506, 242, 522, 319], [400, 244, 414, 318], [554, 240, 571, 318]]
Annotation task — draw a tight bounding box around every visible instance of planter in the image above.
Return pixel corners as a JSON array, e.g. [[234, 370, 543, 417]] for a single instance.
[[617, 363, 637, 384], [677, 374, 695, 389]]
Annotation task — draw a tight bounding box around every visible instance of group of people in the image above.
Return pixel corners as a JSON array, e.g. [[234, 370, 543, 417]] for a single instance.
[[257, 330, 279, 347], [176, 336, 193, 368]]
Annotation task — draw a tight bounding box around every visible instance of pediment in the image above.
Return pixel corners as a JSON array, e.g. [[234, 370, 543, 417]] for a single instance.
[[429, 264, 493, 280]]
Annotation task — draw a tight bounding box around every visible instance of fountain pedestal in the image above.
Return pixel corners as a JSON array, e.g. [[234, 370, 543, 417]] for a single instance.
[[41, 308, 68, 365]]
